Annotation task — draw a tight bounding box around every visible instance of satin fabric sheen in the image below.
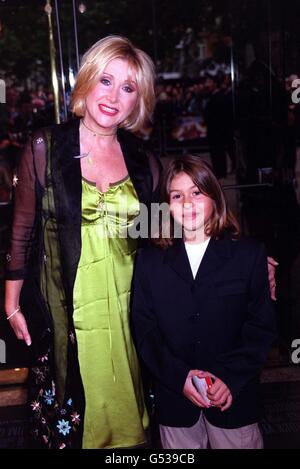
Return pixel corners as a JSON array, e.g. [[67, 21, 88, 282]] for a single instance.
[[73, 177, 149, 449]]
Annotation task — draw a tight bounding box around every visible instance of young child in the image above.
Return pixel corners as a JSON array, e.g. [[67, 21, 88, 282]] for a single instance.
[[131, 155, 276, 449]]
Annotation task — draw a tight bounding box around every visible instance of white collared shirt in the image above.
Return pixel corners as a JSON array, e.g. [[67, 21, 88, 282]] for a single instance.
[[184, 237, 211, 278]]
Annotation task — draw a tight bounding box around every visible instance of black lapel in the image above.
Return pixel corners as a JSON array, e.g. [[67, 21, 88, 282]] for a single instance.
[[117, 128, 152, 206], [164, 236, 233, 285], [51, 118, 82, 309], [164, 239, 194, 284], [194, 236, 233, 282]]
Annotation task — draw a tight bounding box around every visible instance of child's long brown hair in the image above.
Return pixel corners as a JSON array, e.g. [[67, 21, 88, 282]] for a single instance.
[[153, 155, 240, 249]]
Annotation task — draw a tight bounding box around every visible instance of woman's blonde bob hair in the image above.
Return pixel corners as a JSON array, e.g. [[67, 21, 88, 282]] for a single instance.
[[71, 35, 156, 133]]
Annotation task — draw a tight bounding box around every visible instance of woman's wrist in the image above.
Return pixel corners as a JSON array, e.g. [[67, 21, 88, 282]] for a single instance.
[[6, 305, 21, 320]]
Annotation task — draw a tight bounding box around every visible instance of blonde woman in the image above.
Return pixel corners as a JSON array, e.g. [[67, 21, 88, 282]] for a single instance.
[[5, 36, 160, 449]]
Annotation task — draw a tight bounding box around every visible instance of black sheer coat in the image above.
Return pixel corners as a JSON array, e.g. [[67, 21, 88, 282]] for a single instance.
[[6, 118, 161, 448]]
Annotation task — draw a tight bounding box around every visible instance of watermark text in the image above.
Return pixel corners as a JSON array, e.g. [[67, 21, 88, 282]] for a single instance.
[[291, 338, 300, 364], [0, 79, 6, 103], [291, 79, 300, 104], [0, 339, 6, 364]]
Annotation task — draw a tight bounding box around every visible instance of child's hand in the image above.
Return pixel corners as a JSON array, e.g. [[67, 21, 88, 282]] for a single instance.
[[267, 256, 278, 301], [183, 370, 210, 408], [218, 392, 232, 411], [205, 374, 233, 411]]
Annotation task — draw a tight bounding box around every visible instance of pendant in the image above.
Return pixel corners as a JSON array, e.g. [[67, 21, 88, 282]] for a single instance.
[[73, 153, 89, 159]]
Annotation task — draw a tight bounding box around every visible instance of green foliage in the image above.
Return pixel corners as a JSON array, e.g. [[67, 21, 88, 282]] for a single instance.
[[0, 0, 298, 82], [0, 0, 227, 81], [0, 3, 49, 79]]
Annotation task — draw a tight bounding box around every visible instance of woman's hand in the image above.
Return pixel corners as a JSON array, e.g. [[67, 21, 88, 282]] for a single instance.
[[7, 310, 32, 346], [267, 256, 279, 301], [5, 281, 31, 346], [183, 370, 210, 408]]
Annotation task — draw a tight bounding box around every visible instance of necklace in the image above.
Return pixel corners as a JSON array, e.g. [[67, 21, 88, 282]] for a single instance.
[[81, 119, 117, 137], [76, 120, 117, 165]]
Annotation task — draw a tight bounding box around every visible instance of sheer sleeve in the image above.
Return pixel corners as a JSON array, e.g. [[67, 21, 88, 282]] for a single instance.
[[6, 131, 47, 280], [148, 151, 162, 203]]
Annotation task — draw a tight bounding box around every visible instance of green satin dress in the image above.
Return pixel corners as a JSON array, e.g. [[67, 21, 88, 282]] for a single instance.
[[73, 176, 149, 449]]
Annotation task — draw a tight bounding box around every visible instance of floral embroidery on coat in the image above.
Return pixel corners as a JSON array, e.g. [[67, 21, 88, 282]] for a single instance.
[[29, 349, 81, 449]]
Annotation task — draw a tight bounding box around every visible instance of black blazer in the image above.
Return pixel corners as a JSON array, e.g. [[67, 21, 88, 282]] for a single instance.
[[131, 235, 276, 429]]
